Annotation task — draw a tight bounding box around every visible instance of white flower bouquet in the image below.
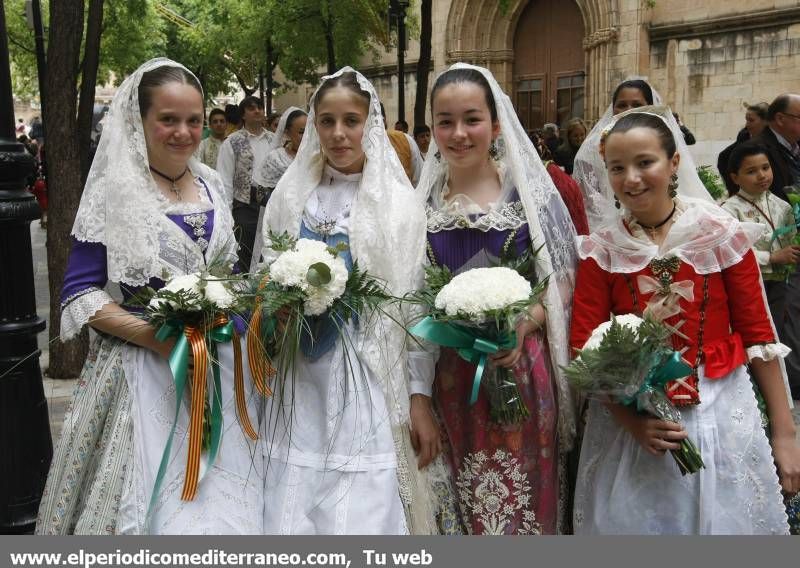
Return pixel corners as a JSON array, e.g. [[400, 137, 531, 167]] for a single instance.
[[246, 232, 393, 389], [563, 314, 705, 475], [408, 249, 547, 425], [267, 238, 349, 316]]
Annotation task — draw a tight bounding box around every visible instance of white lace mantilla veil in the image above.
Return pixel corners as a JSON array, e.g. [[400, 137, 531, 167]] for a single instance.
[[416, 62, 579, 452], [576, 106, 794, 404], [267, 105, 304, 153], [70, 57, 236, 287], [259, 67, 443, 533], [572, 78, 712, 230]]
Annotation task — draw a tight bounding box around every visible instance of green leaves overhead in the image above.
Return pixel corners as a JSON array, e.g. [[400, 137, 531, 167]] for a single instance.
[[9, 0, 394, 102]]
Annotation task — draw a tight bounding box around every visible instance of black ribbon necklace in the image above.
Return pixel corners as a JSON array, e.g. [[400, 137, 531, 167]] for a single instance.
[[638, 202, 677, 237], [150, 165, 189, 200]]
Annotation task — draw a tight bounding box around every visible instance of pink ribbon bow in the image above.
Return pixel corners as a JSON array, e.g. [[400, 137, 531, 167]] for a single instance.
[[636, 275, 694, 321]]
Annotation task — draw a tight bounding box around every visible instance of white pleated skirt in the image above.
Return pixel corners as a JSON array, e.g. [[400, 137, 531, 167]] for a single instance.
[[260, 339, 407, 535], [118, 340, 265, 535]]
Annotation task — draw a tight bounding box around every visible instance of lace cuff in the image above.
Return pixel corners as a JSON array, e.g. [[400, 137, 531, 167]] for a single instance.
[[746, 343, 791, 362], [408, 350, 435, 397], [61, 288, 116, 340]]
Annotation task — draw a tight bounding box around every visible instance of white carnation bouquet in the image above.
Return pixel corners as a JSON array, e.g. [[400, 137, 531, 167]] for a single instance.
[[408, 249, 547, 425], [245, 232, 393, 392], [267, 238, 349, 316], [434, 267, 533, 322], [563, 314, 705, 475]]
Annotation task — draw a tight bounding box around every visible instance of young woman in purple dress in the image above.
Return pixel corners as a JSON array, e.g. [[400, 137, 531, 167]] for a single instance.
[[416, 64, 579, 534]]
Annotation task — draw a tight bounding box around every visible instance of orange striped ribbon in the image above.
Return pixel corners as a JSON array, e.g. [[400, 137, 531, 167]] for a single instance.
[[181, 325, 208, 501], [247, 275, 276, 397], [232, 330, 258, 440]]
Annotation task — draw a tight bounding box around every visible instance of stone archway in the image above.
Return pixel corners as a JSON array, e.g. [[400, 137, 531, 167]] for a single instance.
[[445, 0, 619, 121]]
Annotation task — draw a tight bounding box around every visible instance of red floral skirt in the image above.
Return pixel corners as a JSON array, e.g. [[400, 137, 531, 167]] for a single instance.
[[434, 333, 559, 534]]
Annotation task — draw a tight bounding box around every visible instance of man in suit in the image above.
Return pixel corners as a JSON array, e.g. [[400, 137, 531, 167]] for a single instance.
[[754, 94, 800, 399], [753, 94, 800, 202]]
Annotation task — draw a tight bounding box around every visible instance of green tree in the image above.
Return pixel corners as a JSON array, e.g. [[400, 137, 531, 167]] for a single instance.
[[7, 0, 163, 101], [6, 0, 164, 378], [413, 0, 432, 129], [270, 0, 390, 81]]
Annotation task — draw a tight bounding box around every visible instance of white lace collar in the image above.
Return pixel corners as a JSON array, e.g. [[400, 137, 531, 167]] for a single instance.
[[426, 164, 526, 232], [577, 197, 763, 274]]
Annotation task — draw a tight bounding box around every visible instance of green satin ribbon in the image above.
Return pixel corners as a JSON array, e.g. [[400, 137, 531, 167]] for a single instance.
[[771, 201, 800, 242], [620, 351, 693, 410], [145, 317, 231, 530], [410, 316, 515, 405]]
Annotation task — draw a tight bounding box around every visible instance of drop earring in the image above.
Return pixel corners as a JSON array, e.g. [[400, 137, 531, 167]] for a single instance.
[[614, 195, 621, 209], [669, 172, 679, 198], [489, 140, 500, 160]]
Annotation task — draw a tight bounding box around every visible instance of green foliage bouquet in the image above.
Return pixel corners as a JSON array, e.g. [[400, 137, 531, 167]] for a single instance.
[[564, 314, 705, 475], [697, 165, 726, 201]]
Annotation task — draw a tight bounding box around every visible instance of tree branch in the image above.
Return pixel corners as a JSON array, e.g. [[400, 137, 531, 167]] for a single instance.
[[7, 32, 35, 55]]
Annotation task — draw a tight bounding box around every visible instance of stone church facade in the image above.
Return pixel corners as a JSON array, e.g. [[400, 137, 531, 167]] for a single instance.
[[275, 0, 800, 169]]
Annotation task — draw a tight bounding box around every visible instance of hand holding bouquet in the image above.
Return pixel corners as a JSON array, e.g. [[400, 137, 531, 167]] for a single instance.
[[564, 314, 705, 475], [408, 248, 547, 425]]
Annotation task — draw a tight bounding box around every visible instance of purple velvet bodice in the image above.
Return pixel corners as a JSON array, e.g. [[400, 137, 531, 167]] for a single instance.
[[61, 180, 216, 310], [427, 221, 531, 273]]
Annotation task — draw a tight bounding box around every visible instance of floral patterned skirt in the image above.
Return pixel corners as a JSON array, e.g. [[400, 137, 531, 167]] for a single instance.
[[434, 334, 559, 534]]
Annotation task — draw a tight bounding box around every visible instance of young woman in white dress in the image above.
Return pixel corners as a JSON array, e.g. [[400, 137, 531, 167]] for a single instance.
[[570, 108, 800, 534], [257, 68, 445, 535]]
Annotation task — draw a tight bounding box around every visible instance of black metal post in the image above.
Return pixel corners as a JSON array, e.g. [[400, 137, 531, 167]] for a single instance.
[[0, 1, 52, 534]]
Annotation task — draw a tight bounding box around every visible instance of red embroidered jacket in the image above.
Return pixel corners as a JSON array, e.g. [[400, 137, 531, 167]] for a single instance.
[[569, 250, 775, 405]]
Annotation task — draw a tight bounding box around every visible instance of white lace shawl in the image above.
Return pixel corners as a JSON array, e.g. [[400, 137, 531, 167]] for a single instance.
[[268, 106, 304, 153], [577, 197, 763, 274], [252, 147, 293, 189], [61, 171, 236, 340], [70, 58, 236, 286], [259, 68, 442, 533], [416, 62, 579, 452], [572, 81, 713, 231]]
